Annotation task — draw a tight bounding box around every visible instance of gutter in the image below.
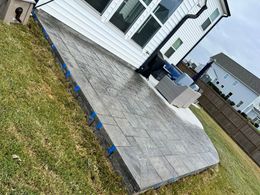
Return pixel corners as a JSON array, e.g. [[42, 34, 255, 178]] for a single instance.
[[137, 0, 208, 71], [178, 15, 224, 65], [35, 0, 54, 8]]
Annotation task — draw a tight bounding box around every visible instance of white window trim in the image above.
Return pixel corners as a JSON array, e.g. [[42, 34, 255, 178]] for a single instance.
[[201, 8, 220, 31]]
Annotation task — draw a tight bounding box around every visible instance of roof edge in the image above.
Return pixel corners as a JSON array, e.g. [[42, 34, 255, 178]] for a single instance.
[[222, 0, 231, 17]]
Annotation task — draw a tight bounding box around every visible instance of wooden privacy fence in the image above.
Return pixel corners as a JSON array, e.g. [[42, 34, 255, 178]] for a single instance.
[[178, 63, 260, 167]]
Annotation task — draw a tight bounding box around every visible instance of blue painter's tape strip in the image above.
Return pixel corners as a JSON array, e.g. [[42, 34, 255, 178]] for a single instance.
[[90, 112, 97, 119], [96, 121, 103, 130], [65, 70, 71, 78], [62, 63, 67, 70], [74, 85, 81, 93], [42, 28, 49, 39], [51, 43, 56, 51], [87, 111, 97, 126], [32, 11, 38, 21], [107, 145, 116, 156]]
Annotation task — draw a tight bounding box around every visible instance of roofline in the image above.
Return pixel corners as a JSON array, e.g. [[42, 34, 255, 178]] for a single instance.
[[210, 59, 260, 96], [178, 0, 231, 65], [222, 0, 231, 17]]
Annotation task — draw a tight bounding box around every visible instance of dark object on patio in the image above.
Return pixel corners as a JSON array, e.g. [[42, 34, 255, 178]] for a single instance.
[[136, 52, 165, 79], [151, 62, 183, 81]]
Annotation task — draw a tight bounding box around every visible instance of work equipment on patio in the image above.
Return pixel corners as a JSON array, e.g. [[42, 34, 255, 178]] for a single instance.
[[156, 75, 201, 108], [147, 56, 201, 108], [0, 0, 35, 25]]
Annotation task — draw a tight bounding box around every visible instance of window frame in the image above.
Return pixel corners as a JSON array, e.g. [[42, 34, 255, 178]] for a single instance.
[[233, 81, 239, 86], [131, 0, 184, 48], [110, 0, 146, 34], [224, 74, 229, 79], [237, 101, 244, 107], [201, 8, 220, 31], [83, 0, 113, 14], [164, 38, 183, 58], [153, 0, 183, 24]]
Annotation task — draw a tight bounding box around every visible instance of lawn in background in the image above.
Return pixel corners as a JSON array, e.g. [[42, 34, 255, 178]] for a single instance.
[[0, 20, 259, 194]]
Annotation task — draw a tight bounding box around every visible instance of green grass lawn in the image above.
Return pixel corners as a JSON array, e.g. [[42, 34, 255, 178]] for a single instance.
[[0, 20, 259, 194], [0, 20, 125, 194]]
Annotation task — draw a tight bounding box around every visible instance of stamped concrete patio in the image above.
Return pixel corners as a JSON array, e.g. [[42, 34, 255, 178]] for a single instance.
[[37, 11, 219, 193]]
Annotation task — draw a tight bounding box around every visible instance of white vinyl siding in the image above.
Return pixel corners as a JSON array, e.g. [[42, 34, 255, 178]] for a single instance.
[[37, 0, 225, 68], [161, 0, 223, 65]]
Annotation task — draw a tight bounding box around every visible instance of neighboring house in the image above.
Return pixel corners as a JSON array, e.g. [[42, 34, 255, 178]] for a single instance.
[[36, 0, 230, 68], [206, 53, 260, 127]]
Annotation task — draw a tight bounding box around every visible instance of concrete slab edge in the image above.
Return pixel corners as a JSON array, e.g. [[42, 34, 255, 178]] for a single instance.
[[32, 10, 141, 194]]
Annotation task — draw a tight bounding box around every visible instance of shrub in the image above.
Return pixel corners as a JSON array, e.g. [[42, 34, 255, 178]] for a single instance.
[[230, 101, 235, 106], [241, 112, 248, 119], [221, 94, 226, 99], [237, 110, 241, 113], [255, 123, 259, 128]]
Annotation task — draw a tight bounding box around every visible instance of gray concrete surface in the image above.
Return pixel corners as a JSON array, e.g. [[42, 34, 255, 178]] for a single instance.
[[37, 11, 219, 193]]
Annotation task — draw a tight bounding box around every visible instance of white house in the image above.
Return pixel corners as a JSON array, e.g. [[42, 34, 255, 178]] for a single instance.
[[36, 0, 230, 68], [207, 53, 260, 127]]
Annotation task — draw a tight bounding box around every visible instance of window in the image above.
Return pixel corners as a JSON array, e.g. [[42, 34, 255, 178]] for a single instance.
[[110, 0, 145, 33], [132, 0, 185, 47], [84, 0, 111, 13], [165, 47, 175, 58], [233, 81, 238, 86], [164, 38, 183, 58], [253, 117, 260, 124], [132, 15, 161, 47], [224, 74, 229, 79], [201, 18, 211, 31], [237, 101, 244, 107], [226, 92, 233, 99], [172, 38, 183, 50], [154, 0, 183, 23], [143, 0, 152, 5], [201, 8, 220, 31], [210, 8, 220, 21]]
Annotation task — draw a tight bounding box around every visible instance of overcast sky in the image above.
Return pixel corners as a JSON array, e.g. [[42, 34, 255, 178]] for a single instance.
[[187, 0, 260, 78]]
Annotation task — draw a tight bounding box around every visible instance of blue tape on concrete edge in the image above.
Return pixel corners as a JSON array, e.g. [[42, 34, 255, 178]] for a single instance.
[[51, 43, 56, 51], [42, 28, 49, 39], [107, 145, 116, 156], [96, 121, 103, 130], [87, 112, 97, 125], [62, 63, 67, 70], [74, 85, 81, 93], [32, 11, 38, 21], [90, 112, 97, 119], [65, 70, 71, 78]]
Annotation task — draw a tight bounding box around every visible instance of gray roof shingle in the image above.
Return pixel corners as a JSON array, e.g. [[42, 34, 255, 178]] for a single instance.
[[211, 53, 260, 95]]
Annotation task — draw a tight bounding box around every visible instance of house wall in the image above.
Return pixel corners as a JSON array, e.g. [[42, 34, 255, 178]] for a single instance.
[[161, 0, 224, 65], [206, 63, 258, 111], [247, 110, 258, 122], [36, 0, 226, 68]]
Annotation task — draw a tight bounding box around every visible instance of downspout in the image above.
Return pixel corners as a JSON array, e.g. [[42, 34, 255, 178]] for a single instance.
[[137, 0, 208, 71]]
